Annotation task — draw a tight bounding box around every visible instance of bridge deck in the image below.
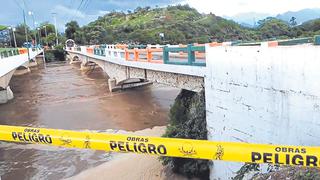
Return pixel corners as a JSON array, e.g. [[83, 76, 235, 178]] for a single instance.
[[0, 49, 43, 77]]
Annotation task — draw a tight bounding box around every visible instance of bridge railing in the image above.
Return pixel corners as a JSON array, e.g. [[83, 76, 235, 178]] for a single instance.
[[68, 35, 320, 68], [124, 48, 163, 63], [163, 44, 206, 66], [232, 36, 319, 47], [105, 48, 125, 60], [0, 48, 28, 59]]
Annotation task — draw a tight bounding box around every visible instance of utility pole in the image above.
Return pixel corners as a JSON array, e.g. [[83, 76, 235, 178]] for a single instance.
[[7, 27, 12, 47], [23, 9, 30, 61], [28, 11, 37, 46], [52, 12, 58, 46]]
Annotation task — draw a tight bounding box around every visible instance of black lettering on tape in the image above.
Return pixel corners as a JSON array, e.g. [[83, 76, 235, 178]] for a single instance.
[[118, 141, 125, 151], [12, 132, 18, 140], [263, 153, 272, 163], [306, 156, 318, 167], [251, 152, 261, 162], [138, 143, 147, 153], [157, 145, 167, 155], [292, 155, 304, 166], [110, 141, 117, 150], [148, 144, 157, 154]]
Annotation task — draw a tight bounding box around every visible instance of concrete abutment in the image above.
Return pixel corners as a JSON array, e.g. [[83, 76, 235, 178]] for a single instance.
[[0, 86, 14, 104]]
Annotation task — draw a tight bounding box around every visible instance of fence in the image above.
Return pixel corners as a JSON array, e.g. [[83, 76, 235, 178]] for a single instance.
[[163, 44, 206, 66]]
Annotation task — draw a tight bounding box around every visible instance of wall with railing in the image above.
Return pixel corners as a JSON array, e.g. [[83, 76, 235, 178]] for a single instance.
[[0, 48, 43, 60], [68, 35, 320, 67], [0, 48, 29, 59]]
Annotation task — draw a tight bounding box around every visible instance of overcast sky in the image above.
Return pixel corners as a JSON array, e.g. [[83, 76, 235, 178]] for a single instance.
[[184, 0, 320, 16], [1, 0, 320, 31]]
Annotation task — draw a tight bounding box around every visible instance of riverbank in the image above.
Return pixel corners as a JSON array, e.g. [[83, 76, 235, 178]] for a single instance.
[[67, 126, 190, 180]]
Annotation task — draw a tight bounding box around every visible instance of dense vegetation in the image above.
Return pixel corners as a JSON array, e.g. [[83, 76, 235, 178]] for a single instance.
[[161, 89, 210, 179], [65, 5, 320, 45], [2, 5, 320, 48], [45, 44, 66, 62], [0, 25, 6, 31], [0, 22, 65, 48]]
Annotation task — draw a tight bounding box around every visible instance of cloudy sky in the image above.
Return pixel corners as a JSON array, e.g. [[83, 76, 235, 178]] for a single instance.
[[1, 0, 320, 31]]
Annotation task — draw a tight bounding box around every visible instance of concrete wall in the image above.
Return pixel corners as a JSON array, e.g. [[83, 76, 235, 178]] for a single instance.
[[205, 45, 320, 179], [68, 51, 205, 92], [0, 49, 41, 77]]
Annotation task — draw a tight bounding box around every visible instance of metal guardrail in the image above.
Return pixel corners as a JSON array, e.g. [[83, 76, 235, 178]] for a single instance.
[[163, 44, 206, 66], [72, 35, 320, 67], [0, 48, 21, 59], [232, 36, 319, 46]]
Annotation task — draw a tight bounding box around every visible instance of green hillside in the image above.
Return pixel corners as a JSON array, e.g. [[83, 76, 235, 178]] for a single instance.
[[66, 5, 320, 45], [0, 25, 7, 31]]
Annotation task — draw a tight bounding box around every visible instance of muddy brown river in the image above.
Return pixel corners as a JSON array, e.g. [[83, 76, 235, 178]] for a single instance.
[[0, 61, 179, 180]]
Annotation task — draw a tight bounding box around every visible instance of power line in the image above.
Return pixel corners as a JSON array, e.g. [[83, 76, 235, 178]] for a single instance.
[[82, 0, 91, 13], [13, 0, 24, 10], [76, 0, 85, 11]]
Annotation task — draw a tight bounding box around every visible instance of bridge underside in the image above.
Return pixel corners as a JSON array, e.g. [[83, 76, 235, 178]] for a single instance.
[[0, 53, 43, 104], [68, 53, 204, 92]]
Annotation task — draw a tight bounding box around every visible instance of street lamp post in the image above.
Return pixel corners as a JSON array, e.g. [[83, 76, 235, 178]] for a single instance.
[[52, 12, 58, 46], [23, 9, 30, 61], [12, 27, 17, 48], [7, 27, 12, 47], [28, 11, 37, 46]]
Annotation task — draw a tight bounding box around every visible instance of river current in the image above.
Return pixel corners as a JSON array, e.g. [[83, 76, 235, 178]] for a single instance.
[[0, 61, 179, 180]]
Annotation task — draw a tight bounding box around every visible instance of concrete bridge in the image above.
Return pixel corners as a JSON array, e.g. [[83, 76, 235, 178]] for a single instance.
[[67, 40, 320, 179], [0, 48, 43, 103], [67, 44, 206, 92]]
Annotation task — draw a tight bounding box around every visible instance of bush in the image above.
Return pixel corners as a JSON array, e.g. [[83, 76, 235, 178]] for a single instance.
[[161, 89, 211, 179], [45, 48, 65, 62]]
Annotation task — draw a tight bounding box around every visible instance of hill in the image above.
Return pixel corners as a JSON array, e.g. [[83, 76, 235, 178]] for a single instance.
[[0, 25, 7, 31], [70, 5, 254, 44], [276, 8, 320, 25], [67, 5, 320, 45]]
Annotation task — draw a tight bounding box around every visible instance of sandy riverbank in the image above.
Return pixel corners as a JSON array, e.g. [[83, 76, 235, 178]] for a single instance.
[[66, 126, 188, 180]]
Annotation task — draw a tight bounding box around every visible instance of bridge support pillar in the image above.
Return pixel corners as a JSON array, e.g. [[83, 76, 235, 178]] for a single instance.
[[14, 67, 31, 76], [80, 62, 91, 71], [108, 78, 116, 92], [29, 60, 38, 67], [70, 60, 80, 64], [0, 86, 13, 104]]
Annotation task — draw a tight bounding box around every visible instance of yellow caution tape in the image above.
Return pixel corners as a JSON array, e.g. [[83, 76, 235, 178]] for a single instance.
[[0, 125, 319, 167]]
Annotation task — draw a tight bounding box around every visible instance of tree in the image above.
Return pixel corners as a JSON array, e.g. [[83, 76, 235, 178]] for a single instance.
[[65, 21, 80, 40], [289, 17, 297, 27], [12, 24, 32, 47], [39, 22, 55, 36], [45, 33, 56, 46]]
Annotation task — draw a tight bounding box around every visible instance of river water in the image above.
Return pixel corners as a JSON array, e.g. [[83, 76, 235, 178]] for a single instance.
[[0, 61, 179, 180]]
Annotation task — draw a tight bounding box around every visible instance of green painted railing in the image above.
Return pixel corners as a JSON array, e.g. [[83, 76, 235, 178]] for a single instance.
[[0, 48, 20, 59], [278, 37, 313, 46], [232, 36, 319, 46], [163, 44, 206, 66], [94, 48, 105, 56]]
